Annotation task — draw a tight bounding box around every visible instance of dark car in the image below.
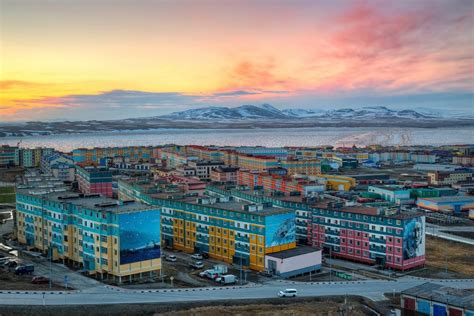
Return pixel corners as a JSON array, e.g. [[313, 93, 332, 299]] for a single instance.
[[32, 276, 49, 284], [201, 253, 209, 259], [15, 264, 34, 275]]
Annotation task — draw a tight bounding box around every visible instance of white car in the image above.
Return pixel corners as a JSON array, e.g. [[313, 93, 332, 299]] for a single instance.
[[165, 255, 177, 262], [278, 289, 297, 297], [191, 253, 203, 260]]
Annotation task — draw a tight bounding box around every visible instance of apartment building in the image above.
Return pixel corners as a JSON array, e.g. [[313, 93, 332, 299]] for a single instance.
[[237, 154, 279, 171], [118, 179, 296, 271], [428, 170, 473, 185], [280, 159, 321, 176], [453, 155, 474, 166], [19, 147, 54, 168], [76, 166, 113, 197], [72, 146, 155, 164], [210, 166, 239, 183], [208, 186, 426, 271], [0, 145, 19, 167], [16, 190, 161, 283], [41, 152, 76, 182], [237, 169, 324, 197], [187, 160, 226, 180]]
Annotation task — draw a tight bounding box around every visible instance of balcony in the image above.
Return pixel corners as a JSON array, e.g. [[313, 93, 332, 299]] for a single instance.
[[369, 237, 386, 244], [83, 235, 95, 244], [235, 234, 249, 243]]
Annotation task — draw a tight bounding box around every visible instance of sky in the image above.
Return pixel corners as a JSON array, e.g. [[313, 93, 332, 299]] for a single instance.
[[1, 0, 473, 121]]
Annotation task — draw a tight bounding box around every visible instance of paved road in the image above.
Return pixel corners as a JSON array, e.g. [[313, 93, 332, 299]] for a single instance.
[[426, 223, 474, 245], [0, 277, 473, 305]]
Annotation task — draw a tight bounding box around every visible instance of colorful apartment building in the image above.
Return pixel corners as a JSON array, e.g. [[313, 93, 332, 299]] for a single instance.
[[16, 190, 161, 283], [0, 145, 19, 167], [237, 169, 324, 197], [428, 170, 473, 185], [155, 148, 195, 169], [118, 179, 296, 271], [72, 146, 155, 164], [309, 207, 425, 270], [208, 186, 426, 271], [237, 154, 279, 171], [186, 145, 224, 161], [210, 166, 239, 183], [187, 160, 226, 180], [76, 166, 113, 198], [41, 152, 76, 182], [18, 147, 54, 168], [234, 146, 288, 159], [453, 155, 474, 166], [369, 151, 437, 164], [280, 159, 321, 176]]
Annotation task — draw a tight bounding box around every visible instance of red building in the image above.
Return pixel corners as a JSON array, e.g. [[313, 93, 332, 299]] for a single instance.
[[75, 165, 113, 198]]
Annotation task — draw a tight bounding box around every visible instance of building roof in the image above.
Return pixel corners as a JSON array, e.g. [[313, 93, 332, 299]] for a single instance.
[[418, 195, 474, 203], [402, 282, 474, 310], [17, 189, 155, 213], [266, 246, 320, 259]]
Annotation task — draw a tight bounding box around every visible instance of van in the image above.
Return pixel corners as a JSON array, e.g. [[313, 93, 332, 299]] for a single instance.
[[278, 289, 297, 297], [218, 274, 236, 285]]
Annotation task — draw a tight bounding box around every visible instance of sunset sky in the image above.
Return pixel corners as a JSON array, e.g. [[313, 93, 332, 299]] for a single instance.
[[1, 0, 473, 121]]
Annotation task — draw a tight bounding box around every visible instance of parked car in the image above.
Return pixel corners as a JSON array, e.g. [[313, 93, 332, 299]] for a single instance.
[[15, 264, 34, 275], [190, 261, 204, 269], [201, 253, 209, 259], [31, 276, 49, 284], [199, 269, 220, 279], [217, 274, 236, 285], [278, 289, 298, 297], [191, 253, 203, 260], [165, 255, 177, 262]]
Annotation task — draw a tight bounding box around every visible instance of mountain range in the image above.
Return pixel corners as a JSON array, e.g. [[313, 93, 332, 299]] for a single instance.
[[162, 104, 437, 121], [1, 105, 473, 137]]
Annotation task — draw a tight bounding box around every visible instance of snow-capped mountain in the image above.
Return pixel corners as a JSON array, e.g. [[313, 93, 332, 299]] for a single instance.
[[162, 104, 287, 120], [163, 105, 434, 120]]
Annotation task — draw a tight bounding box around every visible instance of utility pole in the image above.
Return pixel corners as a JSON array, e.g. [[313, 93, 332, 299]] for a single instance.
[[239, 254, 243, 285], [49, 246, 52, 289], [329, 246, 332, 282], [445, 247, 448, 274]]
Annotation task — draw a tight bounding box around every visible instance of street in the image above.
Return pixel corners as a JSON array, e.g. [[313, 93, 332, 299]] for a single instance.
[[0, 277, 473, 305]]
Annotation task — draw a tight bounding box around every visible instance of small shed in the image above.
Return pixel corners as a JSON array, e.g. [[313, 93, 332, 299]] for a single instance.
[[265, 246, 322, 278]]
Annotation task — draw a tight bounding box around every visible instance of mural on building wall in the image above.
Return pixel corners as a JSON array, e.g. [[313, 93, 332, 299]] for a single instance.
[[265, 213, 296, 247], [119, 209, 161, 264], [403, 216, 425, 259]]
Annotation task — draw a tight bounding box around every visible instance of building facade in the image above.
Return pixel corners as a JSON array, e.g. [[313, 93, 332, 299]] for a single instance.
[[76, 166, 113, 197], [16, 190, 161, 282], [118, 179, 296, 271], [428, 170, 473, 186], [41, 153, 76, 182], [72, 146, 155, 164], [0, 145, 19, 167], [209, 186, 425, 271]]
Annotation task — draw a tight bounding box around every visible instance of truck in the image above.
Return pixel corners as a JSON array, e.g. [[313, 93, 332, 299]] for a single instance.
[[217, 274, 236, 285], [14, 264, 34, 275]]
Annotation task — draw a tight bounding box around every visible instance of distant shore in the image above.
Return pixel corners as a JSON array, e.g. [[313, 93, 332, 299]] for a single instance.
[[1, 117, 474, 138]]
